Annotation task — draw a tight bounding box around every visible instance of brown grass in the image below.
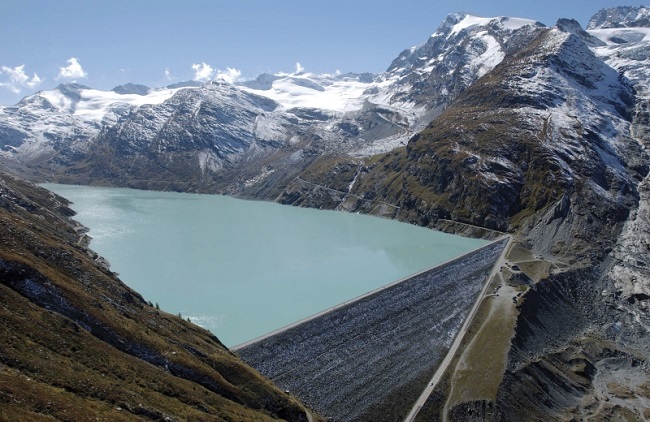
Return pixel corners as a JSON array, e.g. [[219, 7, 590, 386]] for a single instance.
[[0, 172, 318, 421], [447, 280, 519, 404]]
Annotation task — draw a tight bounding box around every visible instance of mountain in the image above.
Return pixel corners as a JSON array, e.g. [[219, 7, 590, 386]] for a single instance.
[[0, 5, 649, 421], [0, 170, 318, 420], [0, 83, 183, 179], [0, 13, 545, 194], [374, 14, 545, 129], [279, 7, 650, 420], [588, 5, 650, 29], [112, 83, 151, 96]]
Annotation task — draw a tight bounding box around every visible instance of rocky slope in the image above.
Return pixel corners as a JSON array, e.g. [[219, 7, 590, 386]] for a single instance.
[[497, 10, 650, 421], [0, 170, 318, 421], [0, 5, 649, 421], [279, 7, 650, 420]]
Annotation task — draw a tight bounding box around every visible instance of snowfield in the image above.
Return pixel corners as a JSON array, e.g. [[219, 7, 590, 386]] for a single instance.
[[239, 73, 374, 112], [40, 86, 183, 122]]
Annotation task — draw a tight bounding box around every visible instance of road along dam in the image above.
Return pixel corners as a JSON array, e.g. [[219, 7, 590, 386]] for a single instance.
[[235, 237, 508, 422]]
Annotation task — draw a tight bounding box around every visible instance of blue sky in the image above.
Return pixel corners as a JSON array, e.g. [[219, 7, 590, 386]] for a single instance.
[[0, 1, 640, 104]]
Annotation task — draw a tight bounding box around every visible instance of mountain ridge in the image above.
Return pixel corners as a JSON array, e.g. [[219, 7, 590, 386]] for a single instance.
[[0, 5, 649, 421]]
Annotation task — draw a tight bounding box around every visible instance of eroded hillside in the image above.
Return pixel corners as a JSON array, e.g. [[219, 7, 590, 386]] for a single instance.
[[0, 171, 318, 421]]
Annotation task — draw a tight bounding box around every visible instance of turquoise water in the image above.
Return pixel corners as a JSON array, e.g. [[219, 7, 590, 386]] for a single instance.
[[43, 184, 487, 346]]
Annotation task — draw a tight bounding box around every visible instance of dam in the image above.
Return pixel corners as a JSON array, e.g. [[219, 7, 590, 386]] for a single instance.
[[236, 238, 507, 422]]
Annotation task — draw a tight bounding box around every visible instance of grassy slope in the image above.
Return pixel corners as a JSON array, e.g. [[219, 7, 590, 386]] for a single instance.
[[0, 172, 318, 421]]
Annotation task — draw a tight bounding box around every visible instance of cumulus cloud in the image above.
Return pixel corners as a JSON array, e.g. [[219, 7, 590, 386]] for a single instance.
[[0, 64, 43, 94], [164, 67, 174, 81], [58, 57, 88, 80], [295, 62, 305, 74], [192, 62, 214, 82], [215, 67, 242, 84]]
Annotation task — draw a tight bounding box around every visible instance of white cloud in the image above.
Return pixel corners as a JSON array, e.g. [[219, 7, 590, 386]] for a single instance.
[[164, 67, 174, 81], [295, 62, 305, 74], [192, 62, 214, 82], [58, 57, 88, 80], [0, 64, 43, 94], [215, 67, 242, 84]]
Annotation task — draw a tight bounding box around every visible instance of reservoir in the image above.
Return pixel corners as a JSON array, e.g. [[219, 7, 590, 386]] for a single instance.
[[43, 184, 487, 346]]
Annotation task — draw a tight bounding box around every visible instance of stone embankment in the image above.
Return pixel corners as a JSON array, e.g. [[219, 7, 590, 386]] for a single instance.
[[237, 238, 507, 422]]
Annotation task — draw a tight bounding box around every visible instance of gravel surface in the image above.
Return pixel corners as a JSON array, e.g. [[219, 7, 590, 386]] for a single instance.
[[238, 239, 506, 421]]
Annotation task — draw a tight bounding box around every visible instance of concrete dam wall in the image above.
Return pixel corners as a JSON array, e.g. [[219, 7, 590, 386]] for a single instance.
[[236, 238, 507, 422]]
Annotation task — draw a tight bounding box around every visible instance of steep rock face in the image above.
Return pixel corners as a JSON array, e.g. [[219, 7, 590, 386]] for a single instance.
[[372, 14, 545, 130], [588, 5, 650, 29], [279, 18, 650, 420], [496, 9, 650, 421], [0, 171, 317, 421], [588, 7, 650, 321], [289, 25, 645, 260]]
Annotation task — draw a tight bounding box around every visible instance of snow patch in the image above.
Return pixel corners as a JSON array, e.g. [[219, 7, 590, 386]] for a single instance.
[[588, 28, 650, 46], [474, 32, 506, 78], [40, 90, 73, 111], [73, 88, 182, 121], [501, 17, 538, 31], [449, 15, 494, 37], [39, 86, 182, 122], [197, 151, 222, 173], [239, 73, 373, 112]]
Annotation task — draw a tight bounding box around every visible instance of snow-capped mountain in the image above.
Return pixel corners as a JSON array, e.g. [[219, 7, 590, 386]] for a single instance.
[[276, 8, 650, 420], [0, 12, 547, 185], [0, 83, 182, 175], [588, 5, 650, 29], [1, 5, 650, 421], [372, 14, 545, 128]]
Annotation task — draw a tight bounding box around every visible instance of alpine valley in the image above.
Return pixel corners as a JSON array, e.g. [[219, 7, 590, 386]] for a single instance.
[[1, 5, 650, 421]]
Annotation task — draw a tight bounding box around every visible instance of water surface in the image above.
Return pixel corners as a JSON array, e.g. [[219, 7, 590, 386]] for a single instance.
[[43, 184, 486, 346]]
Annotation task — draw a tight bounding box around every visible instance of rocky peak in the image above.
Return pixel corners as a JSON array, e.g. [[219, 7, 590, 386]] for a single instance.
[[111, 83, 151, 96], [238, 72, 283, 91], [587, 5, 650, 29], [386, 13, 543, 75], [54, 82, 91, 100], [165, 80, 203, 89], [378, 12, 545, 129], [556, 18, 607, 47]]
